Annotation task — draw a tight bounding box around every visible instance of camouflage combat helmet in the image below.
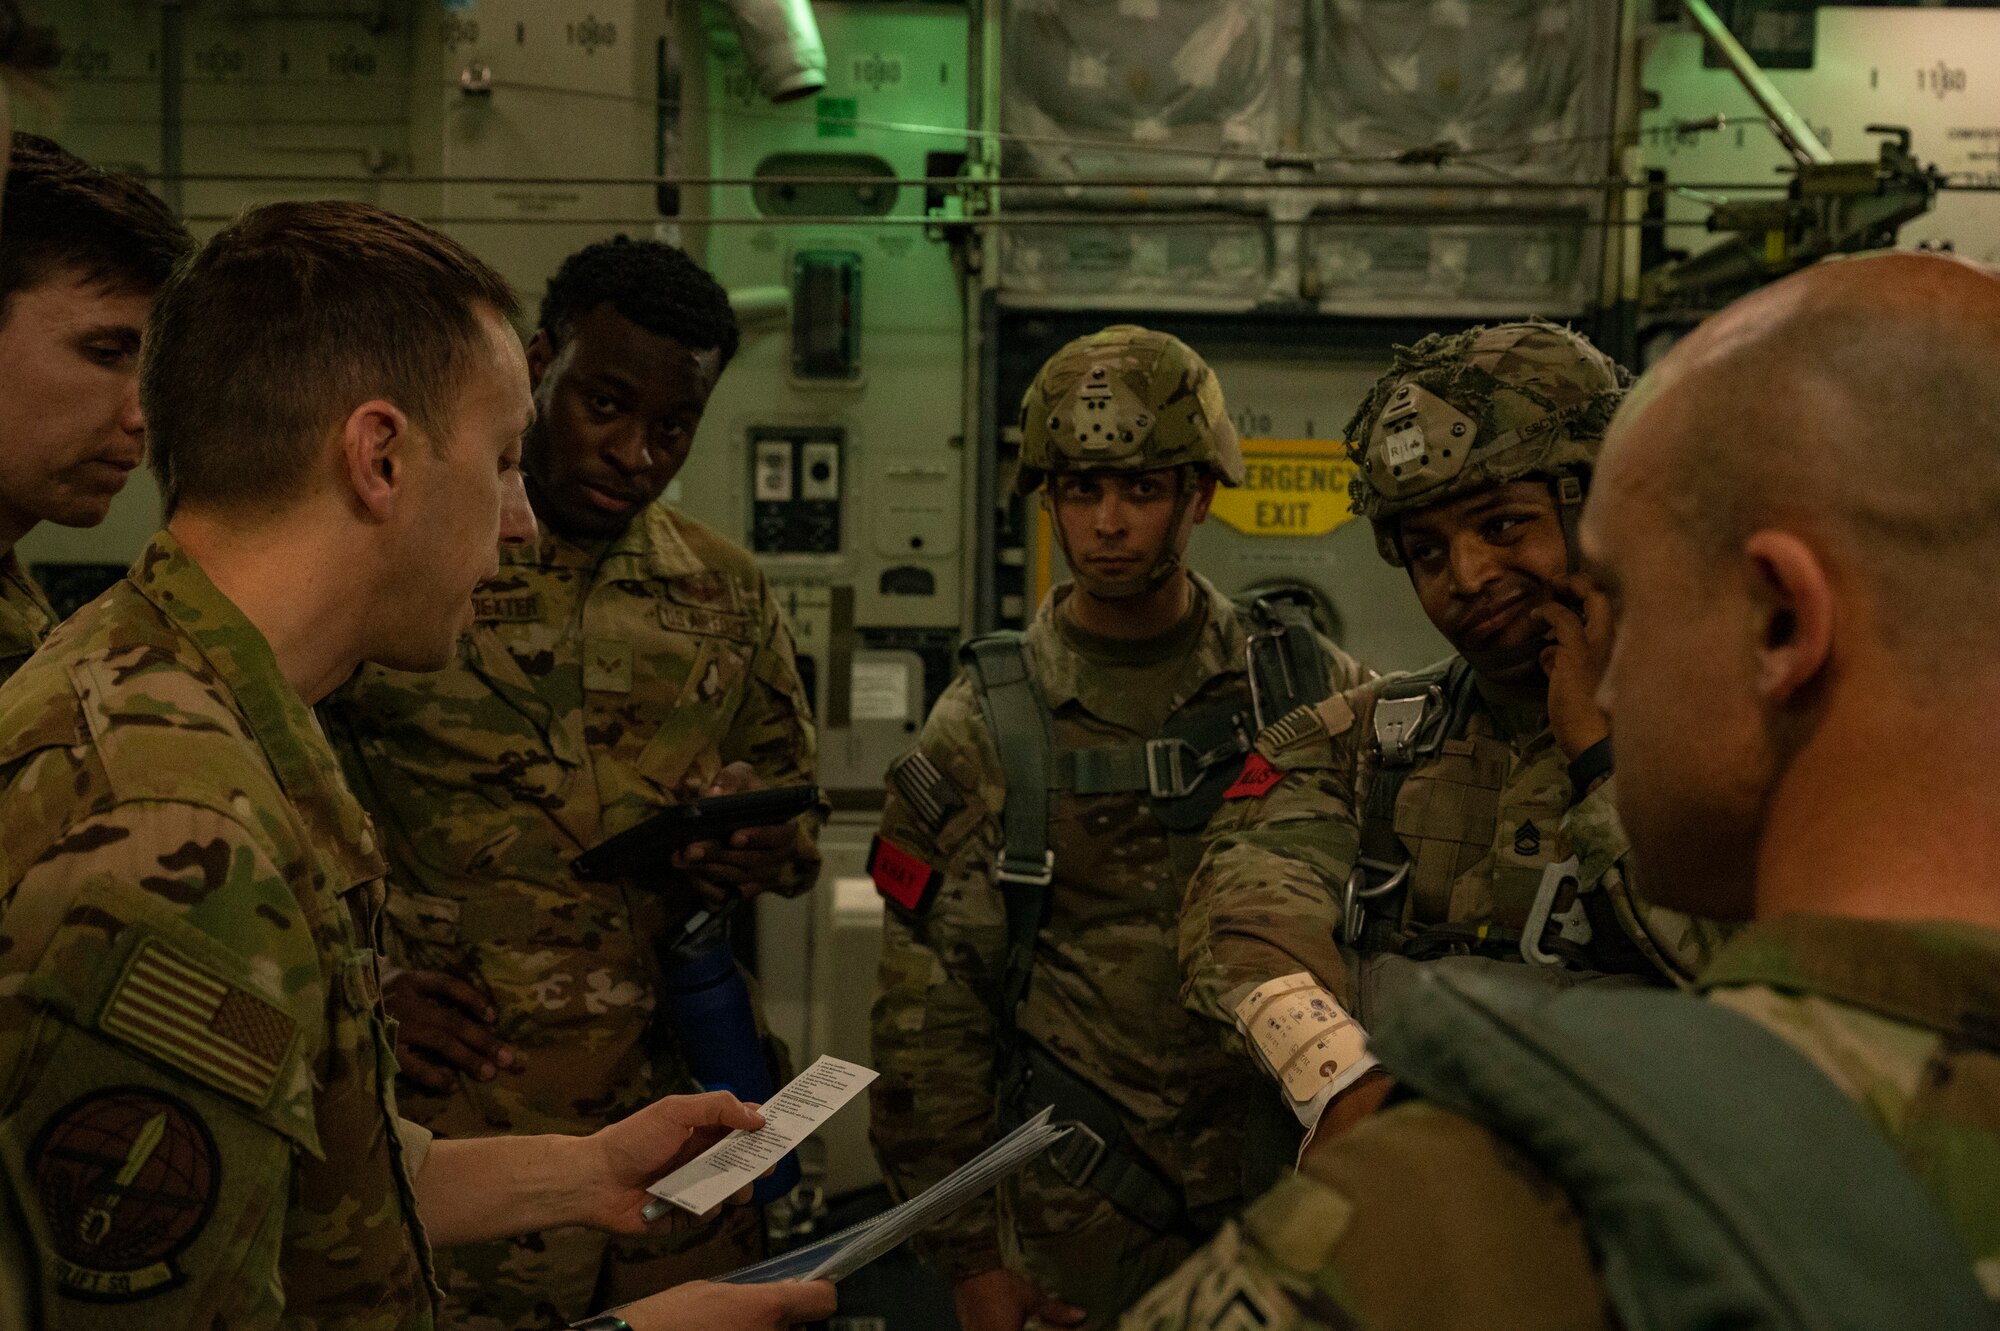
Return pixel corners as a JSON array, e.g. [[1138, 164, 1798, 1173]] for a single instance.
[[1017, 324, 1245, 495], [1344, 320, 1629, 565]]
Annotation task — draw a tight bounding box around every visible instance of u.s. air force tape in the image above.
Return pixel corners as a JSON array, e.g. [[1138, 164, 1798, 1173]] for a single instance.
[[1233, 972, 1377, 1112]]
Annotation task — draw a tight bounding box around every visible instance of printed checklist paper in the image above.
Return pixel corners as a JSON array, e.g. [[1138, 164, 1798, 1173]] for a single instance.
[[648, 1056, 877, 1216], [717, 1107, 1071, 1285]]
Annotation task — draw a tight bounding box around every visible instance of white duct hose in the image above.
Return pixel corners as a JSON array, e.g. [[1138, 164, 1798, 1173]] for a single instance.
[[728, 284, 791, 328], [718, 0, 827, 104]]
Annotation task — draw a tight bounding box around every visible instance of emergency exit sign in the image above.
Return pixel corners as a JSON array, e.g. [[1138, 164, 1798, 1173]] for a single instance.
[[1210, 438, 1358, 538]]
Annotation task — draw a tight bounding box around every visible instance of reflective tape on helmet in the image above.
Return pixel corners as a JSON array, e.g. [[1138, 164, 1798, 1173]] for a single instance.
[[1234, 972, 1377, 1114]]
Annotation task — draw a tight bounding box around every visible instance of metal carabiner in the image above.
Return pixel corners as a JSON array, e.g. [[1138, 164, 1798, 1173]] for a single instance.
[[1340, 857, 1411, 945]]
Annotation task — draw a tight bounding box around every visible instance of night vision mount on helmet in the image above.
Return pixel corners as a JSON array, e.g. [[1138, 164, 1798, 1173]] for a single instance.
[[1344, 320, 1629, 567], [1017, 325, 1245, 599]]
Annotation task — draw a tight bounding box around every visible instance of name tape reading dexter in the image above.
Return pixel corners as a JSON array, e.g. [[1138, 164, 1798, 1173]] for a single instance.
[[649, 1056, 877, 1215]]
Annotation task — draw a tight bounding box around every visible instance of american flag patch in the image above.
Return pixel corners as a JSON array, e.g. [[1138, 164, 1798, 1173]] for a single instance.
[[887, 750, 966, 834], [1259, 704, 1322, 754], [99, 938, 297, 1108]]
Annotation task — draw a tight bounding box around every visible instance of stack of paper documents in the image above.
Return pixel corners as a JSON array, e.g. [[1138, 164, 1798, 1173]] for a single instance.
[[720, 1108, 1072, 1284]]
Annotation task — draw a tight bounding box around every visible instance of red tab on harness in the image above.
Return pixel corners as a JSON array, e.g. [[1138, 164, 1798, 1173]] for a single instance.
[[869, 836, 942, 914], [1223, 753, 1284, 800]]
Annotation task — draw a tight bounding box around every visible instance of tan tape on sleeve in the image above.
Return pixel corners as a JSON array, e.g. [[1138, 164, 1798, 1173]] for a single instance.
[[1234, 972, 1375, 1106], [393, 1115, 433, 1181]]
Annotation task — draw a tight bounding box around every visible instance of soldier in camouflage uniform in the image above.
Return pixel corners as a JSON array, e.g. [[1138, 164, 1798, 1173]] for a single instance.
[[869, 326, 1370, 1331], [1179, 321, 1721, 1151], [1124, 251, 2000, 1330], [0, 134, 188, 680], [0, 202, 835, 1331], [322, 237, 823, 1330]]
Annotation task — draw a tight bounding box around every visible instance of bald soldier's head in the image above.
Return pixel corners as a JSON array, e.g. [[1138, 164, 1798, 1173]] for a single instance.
[[1583, 252, 2000, 926]]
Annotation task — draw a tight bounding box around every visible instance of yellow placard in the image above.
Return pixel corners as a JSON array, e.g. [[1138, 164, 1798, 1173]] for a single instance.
[[1210, 438, 1359, 539]]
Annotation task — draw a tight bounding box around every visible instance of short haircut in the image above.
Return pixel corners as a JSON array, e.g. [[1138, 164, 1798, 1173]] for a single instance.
[[143, 200, 518, 519], [537, 235, 739, 366], [1647, 253, 2000, 674], [0, 134, 190, 318]]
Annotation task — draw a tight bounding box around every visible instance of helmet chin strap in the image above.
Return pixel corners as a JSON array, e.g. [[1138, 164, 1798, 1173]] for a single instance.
[[1555, 474, 1587, 575]]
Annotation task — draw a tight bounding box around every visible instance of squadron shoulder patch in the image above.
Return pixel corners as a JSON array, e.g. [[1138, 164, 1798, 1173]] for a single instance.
[[1223, 753, 1285, 801], [98, 938, 298, 1109], [31, 1086, 220, 1302], [887, 750, 968, 835], [868, 835, 941, 914]]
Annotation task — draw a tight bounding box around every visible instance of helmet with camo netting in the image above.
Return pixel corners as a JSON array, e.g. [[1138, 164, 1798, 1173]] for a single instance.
[[1017, 324, 1245, 495], [1344, 320, 1629, 565]]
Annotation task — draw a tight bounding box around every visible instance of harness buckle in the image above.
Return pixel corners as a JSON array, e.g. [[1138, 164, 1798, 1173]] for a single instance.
[[1373, 687, 1442, 766], [1520, 856, 1591, 966], [1144, 738, 1198, 800], [1046, 1121, 1107, 1187], [995, 851, 1056, 888], [1340, 858, 1412, 945]]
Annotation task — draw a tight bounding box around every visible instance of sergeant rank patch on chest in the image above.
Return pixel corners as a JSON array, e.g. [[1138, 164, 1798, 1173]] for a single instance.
[[584, 637, 635, 693]]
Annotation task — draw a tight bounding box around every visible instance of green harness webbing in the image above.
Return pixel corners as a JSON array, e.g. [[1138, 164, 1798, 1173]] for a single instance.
[[1373, 967, 1999, 1331], [960, 601, 1331, 1236], [960, 634, 1055, 1028], [1355, 655, 1479, 869], [961, 631, 1189, 1234]]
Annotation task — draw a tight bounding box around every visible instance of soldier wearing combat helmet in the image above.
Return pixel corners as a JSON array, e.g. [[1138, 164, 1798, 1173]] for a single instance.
[[869, 326, 1367, 1331], [1177, 320, 1724, 1166], [1016, 323, 1246, 597]]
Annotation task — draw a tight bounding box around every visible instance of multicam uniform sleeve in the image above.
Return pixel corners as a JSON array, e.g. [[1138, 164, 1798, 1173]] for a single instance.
[[1569, 777, 1730, 983], [1116, 1102, 1614, 1331], [0, 800, 325, 1330], [1179, 689, 1370, 1040], [867, 674, 1011, 1281], [719, 571, 825, 897]]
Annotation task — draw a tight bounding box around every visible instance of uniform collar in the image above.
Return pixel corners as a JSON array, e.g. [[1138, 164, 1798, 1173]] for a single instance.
[[637, 500, 706, 579], [1697, 913, 2000, 1051], [0, 548, 55, 660], [1467, 669, 1551, 747], [506, 499, 702, 581], [1027, 569, 1246, 715], [129, 531, 385, 884]]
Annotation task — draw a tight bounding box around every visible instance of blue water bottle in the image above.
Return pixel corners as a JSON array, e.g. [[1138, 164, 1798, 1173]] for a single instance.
[[657, 908, 800, 1204]]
